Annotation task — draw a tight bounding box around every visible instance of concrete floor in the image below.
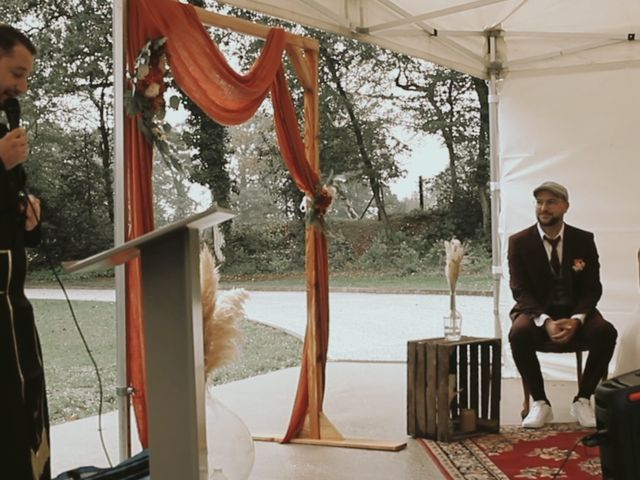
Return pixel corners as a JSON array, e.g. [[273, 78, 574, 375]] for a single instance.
[[40, 287, 588, 478], [51, 361, 583, 479]]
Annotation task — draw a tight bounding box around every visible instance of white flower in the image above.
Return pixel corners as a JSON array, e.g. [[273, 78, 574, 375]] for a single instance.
[[144, 82, 161, 98]]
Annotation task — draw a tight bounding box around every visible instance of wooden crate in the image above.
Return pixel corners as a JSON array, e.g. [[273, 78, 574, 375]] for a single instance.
[[407, 336, 501, 442]]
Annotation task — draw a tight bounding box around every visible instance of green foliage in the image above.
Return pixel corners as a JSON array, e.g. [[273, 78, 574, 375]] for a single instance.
[[217, 213, 491, 279], [394, 57, 490, 238], [27, 126, 113, 266], [326, 230, 357, 269], [152, 130, 198, 226], [425, 164, 485, 240], [179, 87, 234, 208], [355, 231, 425, 274], [221, 220, 306, 275]]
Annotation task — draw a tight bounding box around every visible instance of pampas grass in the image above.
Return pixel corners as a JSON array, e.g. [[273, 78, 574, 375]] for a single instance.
[[444, 238, 465, 313], [200, 244, 248, 378]]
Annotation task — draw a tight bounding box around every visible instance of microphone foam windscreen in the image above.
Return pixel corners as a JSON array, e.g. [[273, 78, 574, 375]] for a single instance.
[[4, 98, 21, 130]]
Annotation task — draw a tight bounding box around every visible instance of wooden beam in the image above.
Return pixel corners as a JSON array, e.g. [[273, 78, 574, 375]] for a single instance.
[[255, 436, 407, 452], [192, 4, 319, 51], [253, 434, 407, 452]]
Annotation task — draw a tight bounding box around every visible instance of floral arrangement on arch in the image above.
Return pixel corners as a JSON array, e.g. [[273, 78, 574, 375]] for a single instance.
[[299, 172, 338, 230], [125, 37, 180, 168]]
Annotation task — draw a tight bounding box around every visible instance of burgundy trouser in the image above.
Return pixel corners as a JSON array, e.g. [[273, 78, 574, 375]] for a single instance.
[[509, 310, 617, 402]]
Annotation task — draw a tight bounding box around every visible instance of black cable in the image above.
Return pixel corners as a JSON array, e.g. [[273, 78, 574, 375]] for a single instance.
[[23, 191, 114, 468], [550, 431, 597, 480]]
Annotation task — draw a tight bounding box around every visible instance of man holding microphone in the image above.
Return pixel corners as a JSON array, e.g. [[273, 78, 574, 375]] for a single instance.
[[0, 24, 49, 479]]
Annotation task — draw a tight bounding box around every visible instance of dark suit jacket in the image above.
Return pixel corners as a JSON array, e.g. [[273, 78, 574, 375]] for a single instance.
[[508, 223, 602, 321]]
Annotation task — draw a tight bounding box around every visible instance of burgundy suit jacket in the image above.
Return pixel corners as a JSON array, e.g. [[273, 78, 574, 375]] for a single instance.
[[508, 224, 603, 321]]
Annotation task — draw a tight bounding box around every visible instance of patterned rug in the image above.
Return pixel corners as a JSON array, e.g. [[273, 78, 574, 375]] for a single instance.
[[419, 424, 601, 479]]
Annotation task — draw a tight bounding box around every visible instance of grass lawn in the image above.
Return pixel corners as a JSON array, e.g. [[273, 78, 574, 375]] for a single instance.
[[33, 299, 301, 425]]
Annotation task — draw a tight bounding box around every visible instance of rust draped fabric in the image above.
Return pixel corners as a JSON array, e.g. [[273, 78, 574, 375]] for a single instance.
[[127, 0, 328, 445]]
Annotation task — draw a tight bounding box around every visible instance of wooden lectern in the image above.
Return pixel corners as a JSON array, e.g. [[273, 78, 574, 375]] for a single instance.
[[64, 205, 235, 480]]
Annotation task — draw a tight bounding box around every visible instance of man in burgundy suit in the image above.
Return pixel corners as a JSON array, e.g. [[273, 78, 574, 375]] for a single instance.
[[508, 181, 617, 428]]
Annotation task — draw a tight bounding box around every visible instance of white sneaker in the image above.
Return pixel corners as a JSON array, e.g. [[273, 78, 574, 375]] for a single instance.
[[571, 397, 596, 427], [522, 400, 554, 428]]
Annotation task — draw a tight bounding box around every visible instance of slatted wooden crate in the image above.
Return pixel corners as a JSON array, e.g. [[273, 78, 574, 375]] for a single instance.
[[407, 336, 501, 442]]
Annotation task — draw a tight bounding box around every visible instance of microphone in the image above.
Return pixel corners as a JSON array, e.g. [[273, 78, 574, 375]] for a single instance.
[[3, 97, 28, 199], [4, 97, 21, 130]]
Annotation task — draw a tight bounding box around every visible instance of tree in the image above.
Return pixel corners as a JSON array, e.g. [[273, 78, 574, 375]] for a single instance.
[[1, 0, 118, 263], [394, 58, 490, 238], [9, 0, 116, 221], [320, 40, 398, 224], [215, 10, 408, 225], [181, 0, 235, 209], [228, 114, 305, 223], [151, 130, 198, 226], [28, 124, 113, 264]]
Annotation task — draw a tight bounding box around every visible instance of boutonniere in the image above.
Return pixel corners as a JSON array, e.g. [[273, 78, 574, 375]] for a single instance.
[[572, 259, 586, 272]]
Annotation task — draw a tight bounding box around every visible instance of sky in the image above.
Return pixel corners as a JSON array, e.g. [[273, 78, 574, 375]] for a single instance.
[[388, 131, 449, 200]]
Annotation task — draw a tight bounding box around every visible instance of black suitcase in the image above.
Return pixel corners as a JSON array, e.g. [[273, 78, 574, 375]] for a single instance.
[[53, 449, 149, 480]]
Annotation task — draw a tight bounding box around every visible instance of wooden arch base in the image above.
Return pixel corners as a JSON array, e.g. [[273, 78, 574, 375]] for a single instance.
[[253, 412, 407, 452]]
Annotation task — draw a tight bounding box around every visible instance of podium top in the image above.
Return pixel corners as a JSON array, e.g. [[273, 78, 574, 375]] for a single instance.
[[63, 205, 235, 274]]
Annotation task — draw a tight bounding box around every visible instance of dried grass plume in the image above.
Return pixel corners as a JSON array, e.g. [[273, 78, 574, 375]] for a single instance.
[[444, 238, 465, 312], [200, 244, 248, 378]]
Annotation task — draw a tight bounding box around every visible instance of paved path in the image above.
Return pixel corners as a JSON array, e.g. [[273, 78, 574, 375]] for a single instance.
[[243, 291, 494, 361], [27, 288, 494, 362]]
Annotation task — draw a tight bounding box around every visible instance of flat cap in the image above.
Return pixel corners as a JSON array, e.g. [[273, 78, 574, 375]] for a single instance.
[[533, 181, 568, 202]]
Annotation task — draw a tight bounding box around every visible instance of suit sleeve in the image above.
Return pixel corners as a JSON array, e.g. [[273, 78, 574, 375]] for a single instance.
[[508, 233, 544, 318], [571, 232, 602, 317]]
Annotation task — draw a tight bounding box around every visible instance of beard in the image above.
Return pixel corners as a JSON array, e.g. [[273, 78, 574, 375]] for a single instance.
[[537, 214, 561, 226]]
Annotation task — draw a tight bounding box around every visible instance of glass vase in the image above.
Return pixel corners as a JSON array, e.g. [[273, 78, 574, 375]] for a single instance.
[[205, 386, 255, 480], [443, 309, 462, 341]]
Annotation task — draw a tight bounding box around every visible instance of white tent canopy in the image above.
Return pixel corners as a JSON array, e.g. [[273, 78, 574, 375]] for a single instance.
[[215, 0, 640, 377], [218, 0, 640, 78]]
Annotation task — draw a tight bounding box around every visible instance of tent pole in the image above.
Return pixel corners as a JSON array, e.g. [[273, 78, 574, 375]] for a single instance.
[[489, 73, 501, 339], [113, 0, 131, 461], [488, 33, 502, 339]]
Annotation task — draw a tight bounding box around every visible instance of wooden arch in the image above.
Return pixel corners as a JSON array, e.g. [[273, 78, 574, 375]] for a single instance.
[[124, 0, 403, 452]]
